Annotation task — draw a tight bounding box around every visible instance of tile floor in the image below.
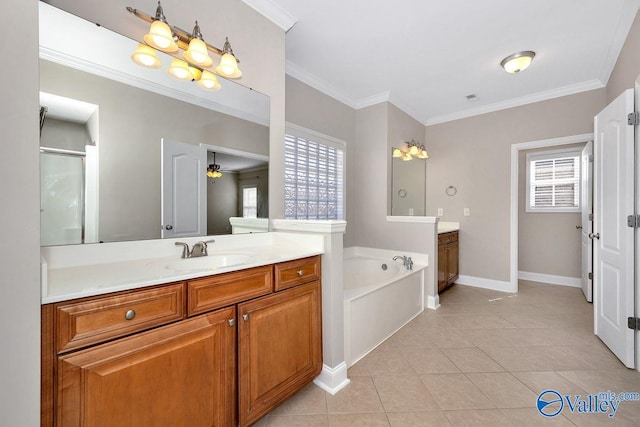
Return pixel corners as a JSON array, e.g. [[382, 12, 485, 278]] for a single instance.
[[255, 281, 640, 426]]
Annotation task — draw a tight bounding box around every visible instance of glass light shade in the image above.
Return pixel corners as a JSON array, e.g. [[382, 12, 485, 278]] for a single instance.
[[167, 58, 193, 81], [419, 150, 429, 159], [131, 43, 161, 69], [409, 145, 419, 155], [197, 70, 221, 91], [184, 38, 213, 67], [216, 53, 242, 78], [501, 51, 535, 74], [402, 153, 413, 161], [144, 20, 178, 53], [392, 148, 402, 158], [207, 170, 222, 178], [188, 67, 202, 81]]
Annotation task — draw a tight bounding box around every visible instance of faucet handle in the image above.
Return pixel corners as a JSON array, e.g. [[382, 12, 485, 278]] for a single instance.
[[201, 239, 215, 256], [175, 242, 190, 259]]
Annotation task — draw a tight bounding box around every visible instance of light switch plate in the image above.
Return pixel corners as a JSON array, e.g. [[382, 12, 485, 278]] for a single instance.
[[437, 208, 444, 216], [464, 208, 470, 216]]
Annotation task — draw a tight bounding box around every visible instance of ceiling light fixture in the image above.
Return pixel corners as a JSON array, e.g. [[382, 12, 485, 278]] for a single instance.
[[127, 1, 241, 91], [500, 51, 536, 74], [207, 153, 223, 179], [392, 139, 429, 161]]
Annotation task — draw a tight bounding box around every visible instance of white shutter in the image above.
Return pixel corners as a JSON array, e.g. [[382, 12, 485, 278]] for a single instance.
[[526, 149, 581, 212]]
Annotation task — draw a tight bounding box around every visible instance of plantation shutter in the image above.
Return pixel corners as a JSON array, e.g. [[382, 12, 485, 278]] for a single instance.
[[528, 152, 580, 210]]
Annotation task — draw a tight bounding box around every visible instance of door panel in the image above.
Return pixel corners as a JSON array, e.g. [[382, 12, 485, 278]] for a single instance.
[[161, 139, 206, 238], [581, 141, 593, 302], [593, 88, 635, 368]]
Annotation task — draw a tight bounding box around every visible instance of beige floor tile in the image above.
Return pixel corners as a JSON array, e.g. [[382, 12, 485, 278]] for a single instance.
[[420, 374, 495, 410], [270, 383, 327, 415], [386, 411, 452, 426], [404, 314, 455, 330], [557, 370, 640, 394], [423, 330, 475, 348], [560, 344, 628, 370], [443, 409, 512, 427], [441, 348, 505, 373], [402, 348, 460, 374], [500, 408, 575, 426], [465, 372, 538, 408], [326, 376, 384, 414], [327, 413, 390, 426], [266, 414, 329, 426], [512, 370, 588, 396], [480, 345, 594, 371], [351, 348, 415, 376], [372, 375, 439, 412], [443, 315, 516, 330], [384, 327, 436, 348], [562, 410, 638, 426]]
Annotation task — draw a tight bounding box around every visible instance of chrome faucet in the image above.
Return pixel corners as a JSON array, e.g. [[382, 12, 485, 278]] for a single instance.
[[175, 240, 216, 258], [393, 255, 414, 271]]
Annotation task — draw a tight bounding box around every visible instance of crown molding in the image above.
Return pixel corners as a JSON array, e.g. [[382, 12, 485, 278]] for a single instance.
[[286, 60, 357, 108], [354, 91, 390, 109], [425, 79, 605, 126], [241, 0, 298, 32]]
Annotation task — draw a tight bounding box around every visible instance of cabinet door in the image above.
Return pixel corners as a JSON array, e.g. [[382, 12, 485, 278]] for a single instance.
[[238, 281, 322, 427], [437, 242, 447, 292], [57, 307, 237, 427], [447, 239, 459, 284]]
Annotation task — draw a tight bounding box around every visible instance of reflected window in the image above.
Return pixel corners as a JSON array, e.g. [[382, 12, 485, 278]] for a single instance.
[[243, 187, 258, 218], [284, 125, 345, 220]]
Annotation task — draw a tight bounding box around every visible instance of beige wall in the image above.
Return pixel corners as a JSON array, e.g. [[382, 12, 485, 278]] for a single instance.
[[518, 143, 586, 278], [0, 0, 41, 424], [40, 60, 269, 242], [425, 89, 606, 283], [207, 172, 238, 235], [607, 11, 640, 102], [41, 118, 92, 152]]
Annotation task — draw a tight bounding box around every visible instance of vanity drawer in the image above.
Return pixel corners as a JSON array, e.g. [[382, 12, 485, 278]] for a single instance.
[[56, 283, 185, 354], [274, 256, 321, 291], [188, 265, 273, 316], [438, 230, 458, 245]]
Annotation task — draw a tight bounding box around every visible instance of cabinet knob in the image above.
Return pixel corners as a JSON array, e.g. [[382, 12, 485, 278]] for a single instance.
[[297, 269, 304, 276], [228, 318, 235, 327], [124, 309, 136, 320], [242, 314, 249, 322]]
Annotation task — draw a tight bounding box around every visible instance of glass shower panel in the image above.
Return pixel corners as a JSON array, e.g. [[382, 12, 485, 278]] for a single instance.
[[40, 152, 84, 245]]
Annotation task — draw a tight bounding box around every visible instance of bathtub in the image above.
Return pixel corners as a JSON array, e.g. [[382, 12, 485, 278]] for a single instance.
[[343, 247, 428, 366]]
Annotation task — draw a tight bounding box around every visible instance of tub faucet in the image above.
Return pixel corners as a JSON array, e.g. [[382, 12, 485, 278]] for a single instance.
[[393, 255, 413, 271]]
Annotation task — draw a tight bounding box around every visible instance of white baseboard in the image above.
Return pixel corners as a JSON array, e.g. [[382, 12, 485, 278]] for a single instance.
[[313, 362, 350, 395], [518, 271, 581, 288], [425, 294, 440, 310], [456, 275, 516, 293]]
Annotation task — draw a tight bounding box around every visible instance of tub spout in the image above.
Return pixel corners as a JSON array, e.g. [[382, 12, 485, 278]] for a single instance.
[[392, 255, 413, 271]]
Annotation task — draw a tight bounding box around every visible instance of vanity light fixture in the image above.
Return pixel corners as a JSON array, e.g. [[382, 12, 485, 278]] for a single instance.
[[392, 139, 429, 161], [207, 153, 223, 179], [500, 51, 535, 74], [127, 1, 242, 89]]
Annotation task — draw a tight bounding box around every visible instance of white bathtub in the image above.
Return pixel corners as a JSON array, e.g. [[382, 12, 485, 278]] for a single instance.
[[343, 247, 427, 366]]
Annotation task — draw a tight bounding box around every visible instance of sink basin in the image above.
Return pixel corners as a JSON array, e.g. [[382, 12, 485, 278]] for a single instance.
[[165, 254, 253, 271]]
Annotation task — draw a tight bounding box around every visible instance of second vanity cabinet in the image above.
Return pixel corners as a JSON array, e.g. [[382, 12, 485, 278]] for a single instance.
[[438, 230, 459, 292], [41, 255, 322, 427]]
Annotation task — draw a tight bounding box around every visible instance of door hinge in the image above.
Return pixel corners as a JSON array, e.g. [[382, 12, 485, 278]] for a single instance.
[[628, 112, 639, 126], [588, 272, 593, 280], [627, 214, 640, 228], [628, 317, 640, 331], [588, 213, 593, 221], [588, 154, 594, 163]]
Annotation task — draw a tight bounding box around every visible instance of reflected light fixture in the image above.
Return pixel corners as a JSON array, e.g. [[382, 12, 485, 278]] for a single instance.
[[392, 139, 428, 161], [207, 153, 223, 179], [500, 51, 535, 74], [131, 43, 162, 68], [127, 2, 242, 92]]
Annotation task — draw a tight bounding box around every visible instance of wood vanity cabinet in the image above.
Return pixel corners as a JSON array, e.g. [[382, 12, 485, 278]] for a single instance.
[[41, 255, 322, 427], [438, 230, 459, 292]]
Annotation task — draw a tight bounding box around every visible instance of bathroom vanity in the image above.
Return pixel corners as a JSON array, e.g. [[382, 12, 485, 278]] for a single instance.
[[437, 228, 459, 292], [40, 237, 323, 427]]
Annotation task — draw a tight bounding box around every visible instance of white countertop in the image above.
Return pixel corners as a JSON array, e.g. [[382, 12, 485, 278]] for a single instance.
[[437, 221, 460, 234], [41, 232, 324, 304]]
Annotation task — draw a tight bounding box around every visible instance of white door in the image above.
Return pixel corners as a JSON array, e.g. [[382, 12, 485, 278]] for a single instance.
[[593, 88, 635, 369], [161, 139, 207, 239], [580, 141, 593, 302]]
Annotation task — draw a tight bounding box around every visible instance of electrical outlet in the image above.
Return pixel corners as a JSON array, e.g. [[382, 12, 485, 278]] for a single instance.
[[437, 208, 444, 216], [409, 208, 414, 216], [464, 208, 470, 216]]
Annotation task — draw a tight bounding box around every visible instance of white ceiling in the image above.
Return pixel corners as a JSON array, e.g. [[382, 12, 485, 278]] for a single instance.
[[245, 0, 640, 125]]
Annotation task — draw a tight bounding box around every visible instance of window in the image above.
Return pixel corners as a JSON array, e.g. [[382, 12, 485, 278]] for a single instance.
[[284, 125, 345, 220], [526, 148, 581, 212], [242, 187, 257, 218]]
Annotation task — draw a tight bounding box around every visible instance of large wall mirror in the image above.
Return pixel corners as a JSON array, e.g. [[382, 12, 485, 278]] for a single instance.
[[390, 151, 427, 216], [39, 2, 270, 246]]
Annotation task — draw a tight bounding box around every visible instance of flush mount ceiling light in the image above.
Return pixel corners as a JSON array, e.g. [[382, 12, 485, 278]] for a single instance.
[[127, 1, 241, 90], [500, 51, 536, 74], [392, 139, 429, 161]]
